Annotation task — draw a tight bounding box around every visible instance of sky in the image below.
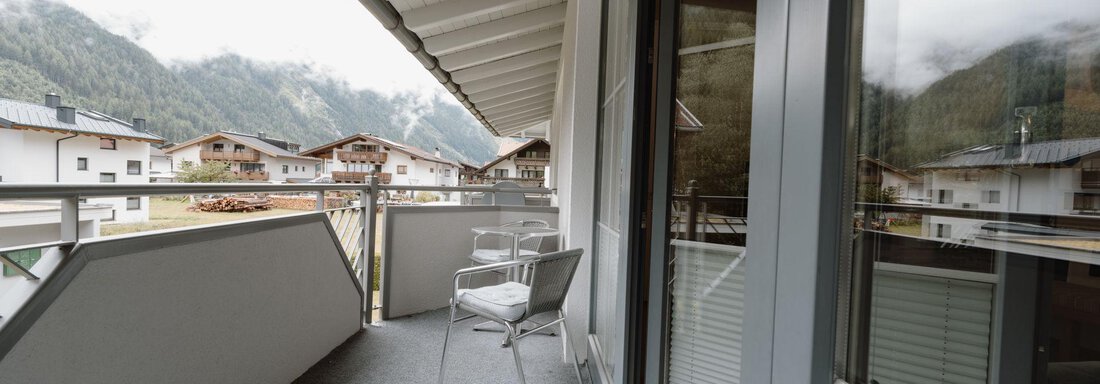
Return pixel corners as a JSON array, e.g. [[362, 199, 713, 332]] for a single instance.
[[863, 0, 1100, 93], [59, 0, 447, 99]]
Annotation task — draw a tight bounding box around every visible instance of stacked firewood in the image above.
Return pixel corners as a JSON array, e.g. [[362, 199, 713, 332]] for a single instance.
[[190, 197, 273, 212]]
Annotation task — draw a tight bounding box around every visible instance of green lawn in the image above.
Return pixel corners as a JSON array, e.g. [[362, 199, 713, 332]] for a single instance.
[[100, 198, 303, 236], [889, 223, 923, 237]]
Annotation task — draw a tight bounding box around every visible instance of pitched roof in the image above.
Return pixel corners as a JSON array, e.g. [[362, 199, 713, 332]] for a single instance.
[[163, 131, 319, 161], [914, 137, 1100, 170], [0, 98, 164, 143], [477, 139, 550, 173], [496, 139, 527, 157], [857, 155, 919, 181], [297, 133, 460, 167]]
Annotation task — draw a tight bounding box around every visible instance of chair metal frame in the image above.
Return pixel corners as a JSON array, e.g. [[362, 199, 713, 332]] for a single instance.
[[440, 249, 585, 384], [467, 219, 550, 285]]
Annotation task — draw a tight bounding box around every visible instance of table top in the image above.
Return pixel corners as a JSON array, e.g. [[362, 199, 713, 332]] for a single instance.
[[471, 226, 559, 236]]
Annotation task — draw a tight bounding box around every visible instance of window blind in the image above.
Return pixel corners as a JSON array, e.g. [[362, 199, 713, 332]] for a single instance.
[[868, 269, 994, 384], [668, 240, 746, 384]]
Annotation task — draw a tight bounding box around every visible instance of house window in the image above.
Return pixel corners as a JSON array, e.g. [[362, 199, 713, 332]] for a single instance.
[[430, 167, 434, 173], [1073, 193, 1100, 211], [2, 248, 41, 277], [495, 169, 509, 178], [282, 165, 289, 174], [233, 144, 245, 153], [240, 163, 265, 173], [99, 173, 116, 183], [397, 165, 407, 174], [955, 171, 980, 181], [127, 160, 141, 175], [444, 169, 451, 177], [521, 170, 545, 179], [352, 144, 367, 152], [78, 198, 87, 203], [100, 138, 116, 150], [77, 157, 88, 171], [367, 144, 380, 152], [126, 197, 141, 210], [982, 190, 1001, 204], [374, 164, 383, 172], [935, 224, 952, 238], [935, 189, 953, 204], [212, 143, 224, 152]]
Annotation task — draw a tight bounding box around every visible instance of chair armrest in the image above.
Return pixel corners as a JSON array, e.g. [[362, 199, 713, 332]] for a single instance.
[[473, 232, 510, 250]]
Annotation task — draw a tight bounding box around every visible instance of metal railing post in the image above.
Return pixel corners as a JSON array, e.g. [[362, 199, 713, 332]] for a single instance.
[[363, 172, 379, 325], [316, 189, 326, 211], [61, 196, 79, 242], [686, 180, 699, 241]]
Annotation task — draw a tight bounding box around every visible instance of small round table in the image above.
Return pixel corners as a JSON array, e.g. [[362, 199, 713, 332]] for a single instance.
[[470, 226, 559, 281]]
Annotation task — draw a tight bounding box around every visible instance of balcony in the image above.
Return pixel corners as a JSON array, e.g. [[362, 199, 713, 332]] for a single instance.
[[514, 156, 551, 167], [337, 151, 387, 163], [332, 171, 391, 184], [233, 170, 269, 181], [201, 150, 261, 162], [0, 183, 574, 383]]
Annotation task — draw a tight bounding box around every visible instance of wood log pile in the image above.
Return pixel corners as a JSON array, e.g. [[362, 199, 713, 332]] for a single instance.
[[190, 197, 273, 212], [269, 195, 347, 210]]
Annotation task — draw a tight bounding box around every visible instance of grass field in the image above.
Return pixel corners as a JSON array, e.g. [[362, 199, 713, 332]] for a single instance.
[[100, 198, 304, 236], [888, 223, 923, 237]]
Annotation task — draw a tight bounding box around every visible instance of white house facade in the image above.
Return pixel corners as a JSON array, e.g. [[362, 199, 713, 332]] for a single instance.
[[298, 133, 460, 188], [0, 94, 164, 223], [164, 131, 320, 183], [474, 139, 551, 187]]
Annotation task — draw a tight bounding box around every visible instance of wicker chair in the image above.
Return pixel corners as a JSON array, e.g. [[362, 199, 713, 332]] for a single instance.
[[440, 249, 585, 384]]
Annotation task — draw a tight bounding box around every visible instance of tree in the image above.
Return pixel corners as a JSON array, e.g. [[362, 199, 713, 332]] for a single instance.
[[176, 161, 235, 183], [858, 184, 901, 204]]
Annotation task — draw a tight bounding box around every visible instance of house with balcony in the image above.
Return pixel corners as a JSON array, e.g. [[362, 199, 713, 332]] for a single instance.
[[472, 139, 551, 187], [298, 133, 460, 188], [913, 137, 1100, 241], [163, 131, 320, 183], [0, 94, 164, 223], [148, 146, 174, 183]]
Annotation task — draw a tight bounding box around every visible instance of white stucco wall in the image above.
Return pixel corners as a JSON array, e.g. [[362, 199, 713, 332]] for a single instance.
[[0, 129, 151, 223], [167, 141, 318, 183], [323, 140, 458, 187]]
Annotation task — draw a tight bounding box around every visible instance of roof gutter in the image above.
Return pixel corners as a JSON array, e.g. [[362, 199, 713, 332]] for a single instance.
[[56, 132, 79, 182], [355, 0, 501, 136]]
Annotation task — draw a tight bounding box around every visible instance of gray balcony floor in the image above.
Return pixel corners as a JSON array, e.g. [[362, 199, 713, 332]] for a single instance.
[[294, 308, 583, 384]]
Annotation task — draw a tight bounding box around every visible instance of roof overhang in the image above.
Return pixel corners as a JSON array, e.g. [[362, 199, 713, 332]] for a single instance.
[[356, 0, 565, 138]]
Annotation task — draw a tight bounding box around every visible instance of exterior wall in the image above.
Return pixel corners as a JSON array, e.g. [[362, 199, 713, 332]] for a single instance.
[[149, 154, 172, 175], [0, 129, 151, 223], [168, 141, 317, 183], [169, 145, 202, 171]]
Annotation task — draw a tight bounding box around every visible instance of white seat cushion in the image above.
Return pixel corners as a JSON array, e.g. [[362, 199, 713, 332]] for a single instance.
[[469, 248, 539, 264], [457, 282, 530, 321]]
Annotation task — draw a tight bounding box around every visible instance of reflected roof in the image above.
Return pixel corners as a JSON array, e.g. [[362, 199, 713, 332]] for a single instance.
[[914, 137, 1100, 170]]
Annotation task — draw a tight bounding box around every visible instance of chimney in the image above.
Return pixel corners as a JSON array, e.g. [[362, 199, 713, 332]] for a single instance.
[[257, 132, 266, 140], [132, 118, 146, 132], [435, 147, 441, 157], [56, 106, 76, 124], [44, 93, 61, 108], [1007, 106, 1037, 159]]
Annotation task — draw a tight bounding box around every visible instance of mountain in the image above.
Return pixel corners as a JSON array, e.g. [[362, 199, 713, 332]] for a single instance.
[[860, 36, 1100, 169], [0, 0, 497, 164]]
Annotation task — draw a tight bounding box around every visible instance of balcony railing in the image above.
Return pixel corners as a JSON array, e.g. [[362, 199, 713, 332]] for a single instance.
[[200, 150, 261, 162], [337, 151, 388, 163], [233, 170, 269, 181], [514, 157, 550, 167], [333, 171, 391, 184]]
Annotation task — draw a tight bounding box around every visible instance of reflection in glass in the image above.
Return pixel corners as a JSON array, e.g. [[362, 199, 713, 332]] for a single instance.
[[666, 1, 755, 383], [851, 1, 1100, 383]]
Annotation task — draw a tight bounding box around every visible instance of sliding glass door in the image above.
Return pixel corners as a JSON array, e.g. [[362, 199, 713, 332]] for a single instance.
[[844, 1, 1100, 383]]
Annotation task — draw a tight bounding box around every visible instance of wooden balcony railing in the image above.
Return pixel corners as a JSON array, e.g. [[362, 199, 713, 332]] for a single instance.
[[201, 150, 261, 162], [333, 171, 392, 184], [232, 171, 269, 181], [1083, 169, 1100, 189], [514, 157, 550, 167], [337, 151, 388, 163]]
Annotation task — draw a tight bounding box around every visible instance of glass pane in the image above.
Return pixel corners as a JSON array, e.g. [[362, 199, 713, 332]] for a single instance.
[[591, 0, 637, 376], [849, 1, 1100, 382], [665, 1, 756, 383]]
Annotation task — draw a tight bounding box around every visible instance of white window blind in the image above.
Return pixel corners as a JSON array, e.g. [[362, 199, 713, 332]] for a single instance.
[[868, 268, 994, 384], [668, 240, 745, 384]]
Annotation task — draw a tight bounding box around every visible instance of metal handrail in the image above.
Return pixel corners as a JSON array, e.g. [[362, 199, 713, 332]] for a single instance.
[[0, 183, 551, 199]]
